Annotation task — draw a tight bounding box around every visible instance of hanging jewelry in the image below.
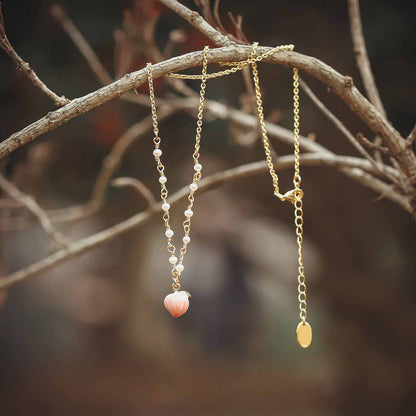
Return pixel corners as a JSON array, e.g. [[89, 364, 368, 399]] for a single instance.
[[148, 42, 312, 348], [250, 43, 312, 348], [146, 46, 210, 318]]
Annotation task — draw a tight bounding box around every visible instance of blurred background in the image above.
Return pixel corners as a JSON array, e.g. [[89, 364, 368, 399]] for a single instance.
[[0, 0, 415, 415]]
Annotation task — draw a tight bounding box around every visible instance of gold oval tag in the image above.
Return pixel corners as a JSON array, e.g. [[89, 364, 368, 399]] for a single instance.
[[296, 321, 312, 348]]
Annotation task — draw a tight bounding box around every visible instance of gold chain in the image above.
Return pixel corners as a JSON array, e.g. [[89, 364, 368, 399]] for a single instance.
[[148, 43, 311, 347], [146, 45, 209, 292], [167, 44, 294, 80], [291, 68, 308, 325], [248, 46, 311, 347]]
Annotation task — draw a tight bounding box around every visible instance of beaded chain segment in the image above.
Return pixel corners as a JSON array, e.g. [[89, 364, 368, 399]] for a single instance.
[[146, 43, 312, 348]]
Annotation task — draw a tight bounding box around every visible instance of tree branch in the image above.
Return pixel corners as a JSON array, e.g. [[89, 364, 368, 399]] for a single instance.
[[1, 43, 414, 177], [406, 124, 416, 149], [299, 78, 397, 184], [50, 4, 112, 85], [0, 174, 69, 248], [0, 92, 399, 232], [348, 0, 386, 119], [0, 152, 410, 290], [111, 177, 156, 207], [47, 107, 176, 223], [0, 4, 69, 106], [356, 132, 389, 154], [158, 0, 233, 46]]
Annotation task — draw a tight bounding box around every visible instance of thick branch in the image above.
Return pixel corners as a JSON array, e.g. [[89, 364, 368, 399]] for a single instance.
[[0, 152, 409, 290], [3, 96, 398, 230], [1, 45, 414, 176]]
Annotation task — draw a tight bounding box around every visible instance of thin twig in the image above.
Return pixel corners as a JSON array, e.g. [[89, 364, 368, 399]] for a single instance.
[[0, 152, 409, 290], [356, 133, 389, 154], [406, 124, 416, 149], [50, 4, 150, 106], [158, 0, 233, 46], [50, 5, 113, 85], [213, 0, 226, 34], [0, 174, 69, 248], [111, 177, 156, 207], [227, 12, 249, 43], [48, 107, 175, 223], [0, 4, 69, 106], [299, 78, 398, 184], [348, 0, 388, 164], [348, 0, 386, 118]]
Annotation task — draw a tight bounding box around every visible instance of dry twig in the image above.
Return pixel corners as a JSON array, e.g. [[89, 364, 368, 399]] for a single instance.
[[299, 78, 397, 183], [348, 0, 386, 118], [50, 5, 113, 85], [406, 124, 416, 149], [0, 174, 69, 248], [0, 4, 69, 106], [356, 133, 389, 154], [111, 177, 156, 207]]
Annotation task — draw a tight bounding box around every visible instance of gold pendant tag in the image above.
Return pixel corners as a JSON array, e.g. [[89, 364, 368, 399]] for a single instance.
[[296, 321, 312, 348]]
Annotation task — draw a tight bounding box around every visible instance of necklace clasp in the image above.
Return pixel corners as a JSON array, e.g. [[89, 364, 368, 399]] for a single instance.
[[274, 188, 303, 204]]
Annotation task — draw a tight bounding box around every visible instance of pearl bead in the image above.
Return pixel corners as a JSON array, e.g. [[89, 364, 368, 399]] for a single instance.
[[190, 183, 198, 192], [176, 264, 184, 272], [184, 209, 193, 217], [183, 236, 190, 244], [162, 203, 170, 211], [165, 229, 174, 238], [159, 176, 167, 184], [194, 163, 202, 172], [153, 149, 162, 157], [169, 255, 177, 264]]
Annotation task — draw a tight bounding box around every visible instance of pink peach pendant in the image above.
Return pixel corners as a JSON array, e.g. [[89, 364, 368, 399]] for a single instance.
[[164, 291, 190, 317]]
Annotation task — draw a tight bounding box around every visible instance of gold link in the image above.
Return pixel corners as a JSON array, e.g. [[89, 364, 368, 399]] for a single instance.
[[290, 67, 308, 325], [167, 44, 294, 80], [250, 43, 281, 196], [149, 42, 310, 344], [146, 46, 210, 290], [249, 50, 310, 337]]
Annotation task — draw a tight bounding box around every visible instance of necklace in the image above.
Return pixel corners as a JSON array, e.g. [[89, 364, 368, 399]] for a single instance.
[[146, 43, 312, 348], [250, 44, 312, 348], [146, 46, 210, 319]]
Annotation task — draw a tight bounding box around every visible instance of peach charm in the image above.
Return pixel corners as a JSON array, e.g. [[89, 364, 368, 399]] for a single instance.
[[164, 291, 190, 318]]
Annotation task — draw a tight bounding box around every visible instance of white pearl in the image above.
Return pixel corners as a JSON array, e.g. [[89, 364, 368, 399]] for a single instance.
[[159, 176, 167, 184], [169, 255, 177, 264], [153, 149, 162, 157], [183, 236, 191, 244], [176, 264, 184, 272], [162, 203, 170, 211], [184, 209, 193, 217], [165, 229, 174, 238], [194, 163, 202, 172], [190, 183, 198, 192]]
